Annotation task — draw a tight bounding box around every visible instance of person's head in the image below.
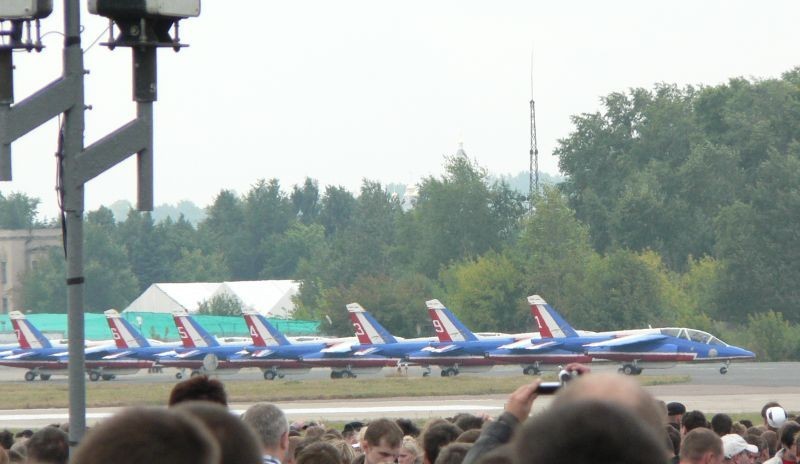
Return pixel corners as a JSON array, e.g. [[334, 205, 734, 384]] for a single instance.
[[668, 402, 687, 426], [0, 431, 13, 451], [241, 403, 290, 458], [683, 411, 709, 436], [456, 429, 481, 444], [760, 430, 777, 457], [513, 399, 666, 464], [422, 423, 462, 464], [342, 421, 365, 445], [553, 373, 665, 436], [679, 428, 723, 464], [433, 443, 471, 464], [712, 414, 733, 437], [362, 418, 404, 464], [396, 419, 421, 438], [295, 442, 342, 464], [398, 436, 423, 464], [168, 375, 228, 407], [452, 414, 484, 432], [26, 426, 69, 464], [721, 434, 757, 464], [70, 407, 220, 464], [744, 434, 768, 464], [739, 420, 754, 430], [174, 401, 262, 464], [286, 436, 303, 464], [776, 421, 800, 452], [760, 403, 782, 429], [327, 439, 356, 464]]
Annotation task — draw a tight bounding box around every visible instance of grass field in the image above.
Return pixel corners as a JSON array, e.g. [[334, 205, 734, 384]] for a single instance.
[[2, 373, 690, 409]]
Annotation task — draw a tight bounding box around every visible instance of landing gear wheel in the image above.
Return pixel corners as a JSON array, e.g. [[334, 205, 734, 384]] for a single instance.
[[264, 370, 277, 381], [622, 364, 635, 376], [331, 371, 341, 379], [441, 368, 457, 377], [523, 366, 540, 376], [24, 371, 36, 382], [422, 371, 430, 377], [343, 371, 357, 378], [102, 374, 115, 381], [633, 367, 643, 375], [190, 370, 201, 378], [89, 372, 101, 382], [39, 374, 51, 381], [719, 366, 728, 375], [175, 372, 183, 380]]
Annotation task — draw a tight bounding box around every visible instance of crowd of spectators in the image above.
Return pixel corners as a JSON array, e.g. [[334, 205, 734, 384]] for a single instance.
[[0, 369, 796, 464]]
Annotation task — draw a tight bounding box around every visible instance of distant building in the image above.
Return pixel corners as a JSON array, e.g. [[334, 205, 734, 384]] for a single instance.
[[0, 229, 62, 314], [123, 280, 301, 318]]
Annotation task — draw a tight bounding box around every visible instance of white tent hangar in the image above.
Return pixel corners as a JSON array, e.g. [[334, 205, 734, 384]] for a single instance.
[[210, 280, 299, 318], [122, 280, 300, 317]]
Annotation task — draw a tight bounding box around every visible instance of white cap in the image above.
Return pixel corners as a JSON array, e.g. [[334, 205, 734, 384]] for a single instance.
[[766, 406, 788, 429], [722, 434, 758, 459]]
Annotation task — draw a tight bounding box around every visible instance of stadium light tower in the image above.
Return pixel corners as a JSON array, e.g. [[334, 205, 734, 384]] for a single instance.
[[0, 0, 199, 446]]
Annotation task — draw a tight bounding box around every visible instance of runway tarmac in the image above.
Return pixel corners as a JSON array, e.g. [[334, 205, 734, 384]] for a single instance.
[[0, 361, 795, 428]]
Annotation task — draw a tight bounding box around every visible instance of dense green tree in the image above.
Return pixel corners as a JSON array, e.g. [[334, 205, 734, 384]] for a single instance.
[[117, 210, 168, 291], [0, 192, 43, 229], [197, 294, 243, 316], [318, 186, 357, 237], [198, 190, 248, 279], [291, 178, 320, 225], [172, 249, 229, 282], [440, 250, 528, 333]]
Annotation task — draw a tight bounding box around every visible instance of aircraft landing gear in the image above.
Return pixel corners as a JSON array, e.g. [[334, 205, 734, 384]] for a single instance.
[[102, 374, 115, 381], [720, 360, 730, 375], [190, 370, 202, 378], [264, 370, 278, 381], [40, 374, 51, 381], [422, 366, 432, 377], [522, 365, 541, 376], [620, 364, 643, 376], [89, 371, 101, 382], [24, 371, 36, 382], [175, 370, 184, 380], [441, 367, 459, 377]]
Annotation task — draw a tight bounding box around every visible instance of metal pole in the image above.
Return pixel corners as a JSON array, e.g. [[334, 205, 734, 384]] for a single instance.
[[62, 0, 87, 446]]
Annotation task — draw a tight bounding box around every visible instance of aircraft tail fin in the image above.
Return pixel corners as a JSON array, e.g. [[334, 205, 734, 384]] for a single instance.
[[528, 295, 578, 338], [242, 311, 291, 347], [347, 303, 398, 345], [172, 311, 219, 348], [9, 311, 52, 349], [104, 309, 151, 348], [426, 300, 478, 342]]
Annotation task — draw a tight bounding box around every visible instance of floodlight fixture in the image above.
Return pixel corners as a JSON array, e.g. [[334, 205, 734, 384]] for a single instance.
[[0, 0, 53, 52], [88, 0, 200, 50], [0, 0, 53, 20]]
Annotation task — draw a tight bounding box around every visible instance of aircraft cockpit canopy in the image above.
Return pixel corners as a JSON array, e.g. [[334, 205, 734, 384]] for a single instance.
[[660, 328, 729, 346]]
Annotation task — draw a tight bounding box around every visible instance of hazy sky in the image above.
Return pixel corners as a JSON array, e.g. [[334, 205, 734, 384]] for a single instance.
[[4, 1, 799, 219]]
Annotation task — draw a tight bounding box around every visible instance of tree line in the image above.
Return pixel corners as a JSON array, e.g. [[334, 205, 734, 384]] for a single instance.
[[8, 67, 800, 360]]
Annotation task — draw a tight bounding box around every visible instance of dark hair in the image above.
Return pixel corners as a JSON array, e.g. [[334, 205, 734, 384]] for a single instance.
[[168, 375, 228, 407], [777, 421, 800, 448], [27, 426, 69, 464], [396, 418, 421, 438], [739, 419, 754, 429], [665, 425, 680, 457], [174, 401, 262, 464], [70, 407, 220, 464], [682, 410, 708, 433], [456, 429, 481, 444], [711, 413, 733, 436], [514, 400, 665, 464], [453, 414, 484, 432], [761, 402, 782, 421], [0, 430, 13, 450], [434, 443, 472, 464], [422, 423, 462, 464]]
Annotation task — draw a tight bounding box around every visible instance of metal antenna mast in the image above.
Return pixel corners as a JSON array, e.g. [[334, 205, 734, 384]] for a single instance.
[[528, 48, 539, 211]]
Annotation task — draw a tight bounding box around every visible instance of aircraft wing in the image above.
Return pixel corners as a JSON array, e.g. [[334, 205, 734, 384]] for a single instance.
[[421, 344, 461, 354], [102, 350, 135, 360], [174, 349, 202, 359], [497, 340, 562, 351], [3, 351, 39, 360], [353, 347, 381, 356], [584, 333, 667, 348], [250, 349, 276, 358], [320, 342, 356, 354]]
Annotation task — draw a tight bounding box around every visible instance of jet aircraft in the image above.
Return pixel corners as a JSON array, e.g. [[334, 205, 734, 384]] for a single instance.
[[405, 300, 517, 377], [524, 297, 756, 375], [0, 311, 152, 381]]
